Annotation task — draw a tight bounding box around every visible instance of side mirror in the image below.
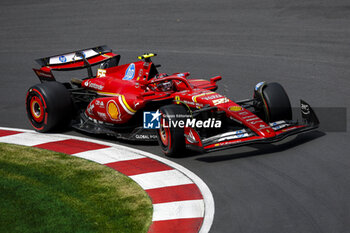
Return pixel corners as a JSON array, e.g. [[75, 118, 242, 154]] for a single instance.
[[210, 76, 222, 83]]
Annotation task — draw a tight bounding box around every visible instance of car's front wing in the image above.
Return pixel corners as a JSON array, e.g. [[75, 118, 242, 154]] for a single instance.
[[197, 100, 320, 153]]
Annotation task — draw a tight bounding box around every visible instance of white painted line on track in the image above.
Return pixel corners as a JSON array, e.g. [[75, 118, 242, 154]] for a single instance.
[[73, 147, 144, 164], [130, 170, 194, 190], [0, 132, 68, 146], [152, 200, 205, 221]]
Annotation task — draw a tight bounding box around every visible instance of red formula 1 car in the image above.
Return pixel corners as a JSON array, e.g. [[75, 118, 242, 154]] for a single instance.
[[26, 46, 319, 156]]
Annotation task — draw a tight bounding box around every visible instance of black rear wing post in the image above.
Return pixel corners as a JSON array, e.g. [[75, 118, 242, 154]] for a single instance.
[[76, 51, 93, 78]]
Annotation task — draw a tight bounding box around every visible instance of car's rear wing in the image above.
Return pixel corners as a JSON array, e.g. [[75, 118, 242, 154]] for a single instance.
[[33, 45, 120, 82]]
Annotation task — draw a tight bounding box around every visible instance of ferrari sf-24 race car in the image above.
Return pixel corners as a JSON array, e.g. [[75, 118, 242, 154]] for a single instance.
[[26, 45, 319, 156]]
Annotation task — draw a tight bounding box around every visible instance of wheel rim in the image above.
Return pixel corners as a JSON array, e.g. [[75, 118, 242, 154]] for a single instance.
[[30, 96, 44, 122], [159, 124, 169, 146]]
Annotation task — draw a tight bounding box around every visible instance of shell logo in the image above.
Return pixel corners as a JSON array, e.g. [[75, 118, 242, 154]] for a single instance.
[[107, 100, 121, 121], [228, 106, 242, 112]]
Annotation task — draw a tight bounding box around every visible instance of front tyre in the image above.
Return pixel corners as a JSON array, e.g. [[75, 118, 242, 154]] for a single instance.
[[255, 82, 292, 123], [26, 82, 73, 132], [156, 104, 188, 157], [262, 82, 292, 122]]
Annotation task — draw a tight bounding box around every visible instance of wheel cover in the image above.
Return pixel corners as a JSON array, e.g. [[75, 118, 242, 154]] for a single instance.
[[30, 96, 44, 122]]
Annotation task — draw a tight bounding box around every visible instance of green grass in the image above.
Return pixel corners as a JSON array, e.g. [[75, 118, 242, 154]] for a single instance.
[[0, 143, 153, 233]]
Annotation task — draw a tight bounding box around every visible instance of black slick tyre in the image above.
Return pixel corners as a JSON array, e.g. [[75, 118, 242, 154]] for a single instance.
[[26, 81, 73, 132], [156, 104, 188, 157], [262, 82, 292, 122]]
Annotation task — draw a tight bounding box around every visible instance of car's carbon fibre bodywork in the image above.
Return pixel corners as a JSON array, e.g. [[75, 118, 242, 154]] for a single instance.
[[28, 46, 319, 154]]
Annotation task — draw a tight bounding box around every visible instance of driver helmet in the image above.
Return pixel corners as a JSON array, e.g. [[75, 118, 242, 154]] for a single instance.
[[155, 73, 168, 79], [155, 73, 173, 91]]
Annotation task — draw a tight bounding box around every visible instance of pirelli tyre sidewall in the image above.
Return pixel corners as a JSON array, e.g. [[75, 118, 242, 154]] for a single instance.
[[262, 82, 293, 122], [26, 81, 73, 132], [157, 104, 187, 157]]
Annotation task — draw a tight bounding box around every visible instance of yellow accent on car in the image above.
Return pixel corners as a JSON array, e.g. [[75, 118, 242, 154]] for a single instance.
[[97, 69, 106, 77], [138, 53, 156, 60], [192, 92, 215, 102], [102, 54, 113, 58], [175, 96, 181, 104], [228, 106, 242, 112], [97, 91, 120, 96], [95, 91, 136, 113], [108, 101, 119, 120], [121, 95, 136, 113]]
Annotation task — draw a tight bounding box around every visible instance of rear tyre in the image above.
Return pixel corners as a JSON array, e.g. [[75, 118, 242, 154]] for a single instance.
[[261, 82, 292, 122], [156, 105, 188, 157], [26, 82, 73, 132]]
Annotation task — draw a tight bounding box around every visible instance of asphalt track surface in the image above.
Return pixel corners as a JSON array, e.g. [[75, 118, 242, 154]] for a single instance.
[[0, 1, 349, 232]]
